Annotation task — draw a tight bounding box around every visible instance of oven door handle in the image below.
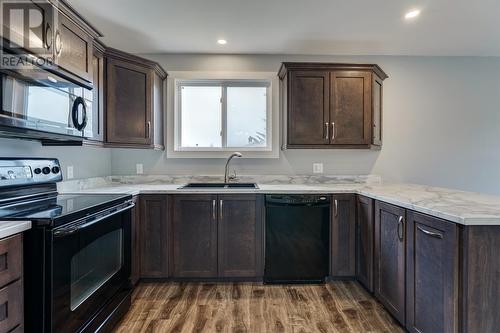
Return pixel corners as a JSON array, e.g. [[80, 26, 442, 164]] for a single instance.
[[53, 202, 135, 238]]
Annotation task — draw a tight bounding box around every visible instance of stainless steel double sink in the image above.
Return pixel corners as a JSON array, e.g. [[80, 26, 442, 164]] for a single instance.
[[179, 183, 259, 189]]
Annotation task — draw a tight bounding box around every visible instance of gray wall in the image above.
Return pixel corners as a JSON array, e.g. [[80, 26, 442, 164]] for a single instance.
[[111, 54, 500, 195], [0, 138, 112, 179], [1, 54, 499, 195]]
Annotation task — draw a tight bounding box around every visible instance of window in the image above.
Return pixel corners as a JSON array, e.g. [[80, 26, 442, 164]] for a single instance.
[[176, 80, 271, 151]]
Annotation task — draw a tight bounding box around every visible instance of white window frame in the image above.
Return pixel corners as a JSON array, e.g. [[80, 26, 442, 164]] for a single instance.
[[166, 71, 279, 159]]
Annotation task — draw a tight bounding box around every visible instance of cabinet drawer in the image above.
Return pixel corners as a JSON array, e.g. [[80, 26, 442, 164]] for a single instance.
[[0, 279, 23, 333], [0, 235, 22, 288]]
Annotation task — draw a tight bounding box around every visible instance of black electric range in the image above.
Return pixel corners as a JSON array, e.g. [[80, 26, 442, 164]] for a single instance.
[[0, 158, 134, 333], [0, 192, 132, 227]]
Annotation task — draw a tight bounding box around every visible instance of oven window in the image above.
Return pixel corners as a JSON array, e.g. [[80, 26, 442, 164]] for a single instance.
[[70, 229, 123, 311]]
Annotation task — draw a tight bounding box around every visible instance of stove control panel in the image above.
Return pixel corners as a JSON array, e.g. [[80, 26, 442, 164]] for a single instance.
[[0, 159, 62, 187]]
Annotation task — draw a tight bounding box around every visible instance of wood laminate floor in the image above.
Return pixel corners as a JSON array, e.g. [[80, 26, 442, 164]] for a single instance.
[[114, 281, 404, 333]]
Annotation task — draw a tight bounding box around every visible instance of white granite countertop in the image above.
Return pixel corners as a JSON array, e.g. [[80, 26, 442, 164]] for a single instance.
[[59, 180, 500, 226], [0, 220, 31, 239]]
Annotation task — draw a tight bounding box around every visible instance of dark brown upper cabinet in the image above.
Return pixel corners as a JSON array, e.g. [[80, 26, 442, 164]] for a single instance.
[[356, 195, 374, 292], [330, 194, 356, 277], [0, 0, 54, 59], [1, 0, 101, 88], [53, 11, 93, 83], [105, 48, 167, 150], [83, 40, 105, 145], [287, 71, 330, 145], [406, 211, 459, 333], [279, 62, 387, 149], [374, 200, 406, 325]]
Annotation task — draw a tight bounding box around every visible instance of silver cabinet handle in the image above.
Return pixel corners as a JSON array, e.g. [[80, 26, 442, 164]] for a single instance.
[[55, 30, 62, 56], [212, 200, 216, 220], [325, 122, 329, 140], [334, 199, 338, 217], [331, 122, 335, 140], [417, 226, 443, 239], [397, 216, 404, 241], [219, 199, 223, 219], [45, 23, 52, 49], [146, 121, 151, 139]]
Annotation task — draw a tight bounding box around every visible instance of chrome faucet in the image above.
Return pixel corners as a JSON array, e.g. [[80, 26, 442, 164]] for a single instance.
[[224, 152, 242, 183]]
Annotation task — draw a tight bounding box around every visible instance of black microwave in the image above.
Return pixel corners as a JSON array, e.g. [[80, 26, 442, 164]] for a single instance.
[[0, 65, 94, 142]]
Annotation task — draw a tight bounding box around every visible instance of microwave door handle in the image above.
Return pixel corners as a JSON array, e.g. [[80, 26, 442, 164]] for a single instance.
[[53, 202, 135, 238], [72, 97, 88, 132]]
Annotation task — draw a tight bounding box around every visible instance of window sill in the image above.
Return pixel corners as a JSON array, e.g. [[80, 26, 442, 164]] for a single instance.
[[166, 149, 279, 159]]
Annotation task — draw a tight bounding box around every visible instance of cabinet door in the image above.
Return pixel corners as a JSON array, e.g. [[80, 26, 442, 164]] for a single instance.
[[356, 195, 374, 292], [139, 195, 168, 278], [87, 46, 104, 142], [288, 71, 330, 146], [406, 211, 458, 333], [330, 71, 371, 145], [1, 0, 54, 59], [330, 194, 356, 277], [106, 57, 152, 146], [374, 201, 406, 325], [218, 195, 263, 278], [130, 196, 140, 285], [54, 13, 92, 82], [372, 75, 383, 146], [171, 195, 218, 278]]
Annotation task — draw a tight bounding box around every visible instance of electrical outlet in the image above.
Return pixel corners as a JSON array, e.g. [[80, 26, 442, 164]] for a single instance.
[[313, 163, 324, 174], [136, 163, 144, 175], [67, 166, 74, 179]]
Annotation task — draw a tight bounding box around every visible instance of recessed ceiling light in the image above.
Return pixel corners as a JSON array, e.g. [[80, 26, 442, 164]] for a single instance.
[[405, 9, 421, 19], [217, 39, 227, 45]]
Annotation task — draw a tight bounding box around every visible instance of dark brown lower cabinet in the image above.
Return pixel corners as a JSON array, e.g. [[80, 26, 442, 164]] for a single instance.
[[130, 196, 140, 285], [140, 195, 169, 278], [170, 195, 218, 278], [170, 194, 263, 279], [330, 194, 356, 277], [461, 226, 500, 333], [374, 201, 406, 325], [0, 234, 23, 333], [406, 211, 459, 333], [356, 195, 374, 292], [218, 195, 263, 278]]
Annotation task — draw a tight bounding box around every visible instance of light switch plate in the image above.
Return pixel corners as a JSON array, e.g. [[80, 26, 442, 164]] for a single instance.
[[313, 163, 324, 174], [136, 163, 144, 175], [67, 166, 74, 179]]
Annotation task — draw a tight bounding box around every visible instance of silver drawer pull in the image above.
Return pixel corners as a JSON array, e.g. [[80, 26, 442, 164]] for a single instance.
[[397, 216, 404, 241], [212, 200, 216, 220], [417, 226, 443, 239], [219, 200, 223, 219]]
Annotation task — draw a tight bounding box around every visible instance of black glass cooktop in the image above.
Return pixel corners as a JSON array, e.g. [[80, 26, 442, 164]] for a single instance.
[[0, 193, 131, 223]]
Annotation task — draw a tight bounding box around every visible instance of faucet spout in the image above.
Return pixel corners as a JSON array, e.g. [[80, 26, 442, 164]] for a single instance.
[[224, 152, 243, 183]]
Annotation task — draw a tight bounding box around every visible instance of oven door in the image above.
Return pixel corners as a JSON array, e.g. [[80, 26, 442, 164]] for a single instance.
[[51, 203, 132, 333]]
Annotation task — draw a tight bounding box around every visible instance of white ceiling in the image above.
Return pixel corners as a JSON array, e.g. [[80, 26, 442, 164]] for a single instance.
[[67, 0, 500, 56]]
